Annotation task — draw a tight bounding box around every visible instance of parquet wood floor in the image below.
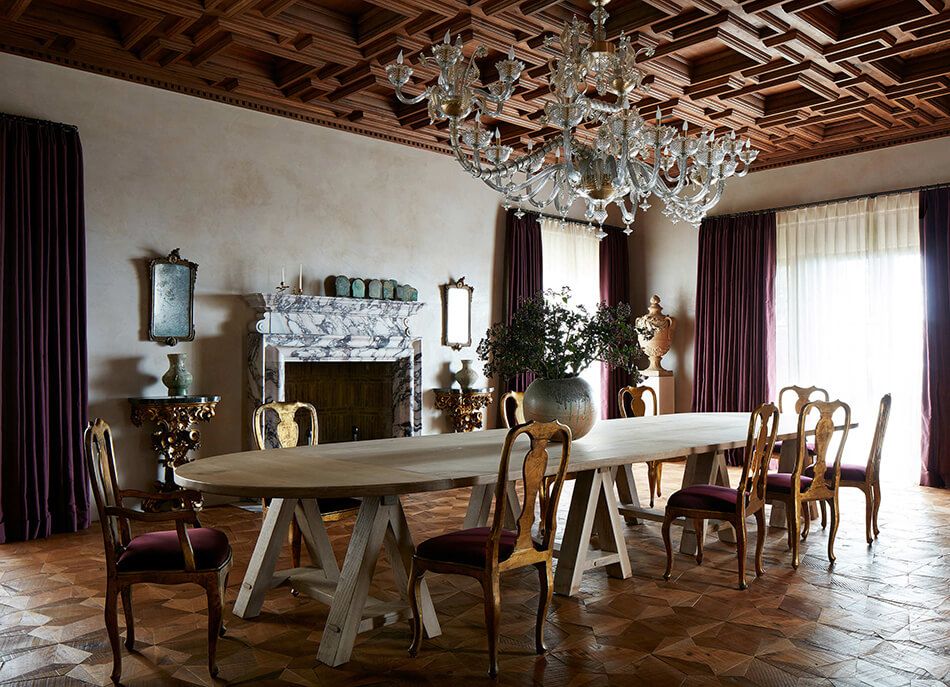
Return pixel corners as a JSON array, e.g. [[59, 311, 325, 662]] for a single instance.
[[1, 464, 948, 687]]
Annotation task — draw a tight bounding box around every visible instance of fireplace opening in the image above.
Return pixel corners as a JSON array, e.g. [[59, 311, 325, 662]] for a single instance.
[[284, 361, 397, 443]]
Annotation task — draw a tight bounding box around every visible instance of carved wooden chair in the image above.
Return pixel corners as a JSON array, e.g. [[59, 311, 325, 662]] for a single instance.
[[407, 420, 572, 677], [661, 403, 779, 589], [618, 385, 666, 506], [773, 385, 830, 458], [809, 394, 891, 544], [765, 399, 851, 569], [85, 418, 232, 683], [252, 401, 360, 567], [499, 390, 526, 428]]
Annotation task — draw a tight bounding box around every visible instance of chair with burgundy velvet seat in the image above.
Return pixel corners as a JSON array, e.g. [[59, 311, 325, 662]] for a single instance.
[[809, 394, 891, 544], [618, 385, 666, 507], [661, 404, 779, 590], [766, 399, 852, 569], [407, 420, 572, 678], [772, 385, 830, 459], [252, 401, 360, 568], [499, 390, 525, 428], [84, 419, 232, 684]]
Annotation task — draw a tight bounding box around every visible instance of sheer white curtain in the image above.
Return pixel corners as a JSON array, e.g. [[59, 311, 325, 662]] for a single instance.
[[775, 192, 921, 482], [540, 217, 602, 414]]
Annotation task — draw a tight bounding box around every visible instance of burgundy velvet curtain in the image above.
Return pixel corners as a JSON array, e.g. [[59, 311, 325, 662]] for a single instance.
[[0, 114, 90, 542], [919, 187, 950, 489], [692, 213, 776, 464], [503, 209, 543, 392], [600, 226, 630, 419]]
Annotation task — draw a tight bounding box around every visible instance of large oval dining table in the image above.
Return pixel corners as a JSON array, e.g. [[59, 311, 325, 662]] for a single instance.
[[175, 412, 840, 667]]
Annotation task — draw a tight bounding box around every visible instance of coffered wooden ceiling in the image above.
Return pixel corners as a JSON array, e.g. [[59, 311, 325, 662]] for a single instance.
[[1, 0, 949, 169]]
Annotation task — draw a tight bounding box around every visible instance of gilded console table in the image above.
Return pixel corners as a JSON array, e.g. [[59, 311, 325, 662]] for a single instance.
[[433, 388, 493, 432], [128, 395, 220, 511]]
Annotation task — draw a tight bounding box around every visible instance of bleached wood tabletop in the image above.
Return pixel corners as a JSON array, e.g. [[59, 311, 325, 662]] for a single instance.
[[176, 412, 852, 667]]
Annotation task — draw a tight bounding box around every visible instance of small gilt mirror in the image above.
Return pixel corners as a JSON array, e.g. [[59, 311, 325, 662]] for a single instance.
[[441, 277, 473, 350], [148, 248, 197, 346]]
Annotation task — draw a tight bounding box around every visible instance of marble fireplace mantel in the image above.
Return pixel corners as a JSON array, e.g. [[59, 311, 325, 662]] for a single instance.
[[245, 293, 425, 440]]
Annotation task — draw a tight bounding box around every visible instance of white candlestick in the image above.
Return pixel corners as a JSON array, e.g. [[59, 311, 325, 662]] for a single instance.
[[281, 267, 285, 284], [298, 264, 303, 291]]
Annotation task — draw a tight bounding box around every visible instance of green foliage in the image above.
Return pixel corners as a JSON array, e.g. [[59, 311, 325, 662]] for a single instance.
[[477, 288, 653, 383]]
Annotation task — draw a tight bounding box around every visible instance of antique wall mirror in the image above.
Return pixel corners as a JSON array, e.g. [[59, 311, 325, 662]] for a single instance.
[[441, 277, 473, 350], [148, 248, 197, 345]]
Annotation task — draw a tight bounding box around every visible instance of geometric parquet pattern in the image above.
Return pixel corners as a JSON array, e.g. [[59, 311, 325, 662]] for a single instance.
[[1, 0, 949, 170], [2, 463, 949, 686]]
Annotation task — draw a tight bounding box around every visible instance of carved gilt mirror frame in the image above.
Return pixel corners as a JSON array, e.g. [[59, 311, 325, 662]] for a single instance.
[[148, 248, 198, 346], [441, 276, 473, 351]]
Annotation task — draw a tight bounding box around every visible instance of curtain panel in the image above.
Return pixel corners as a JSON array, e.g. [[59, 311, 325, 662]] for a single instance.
[[503, 209, 543, 393], [920, 187, 950, 489], [692, 213, 776, 464], [539, 217, 603, 410], [599, 226, 630, 419], [776, 193, 921, 482], [0, 115, 90, 542]]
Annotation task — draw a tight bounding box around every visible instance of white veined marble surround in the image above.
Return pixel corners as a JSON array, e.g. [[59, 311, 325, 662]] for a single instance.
[[245, 293, 424, 439]]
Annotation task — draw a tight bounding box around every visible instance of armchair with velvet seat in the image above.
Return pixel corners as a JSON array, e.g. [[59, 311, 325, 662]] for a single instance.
[[407, 420, 572, 678], [765, 399, 852, 568], [84, 418, 232, 684], [661, 403, 780, 590]]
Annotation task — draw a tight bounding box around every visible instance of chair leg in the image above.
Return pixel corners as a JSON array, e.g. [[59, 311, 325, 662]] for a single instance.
[[754, 509, 766, 577], [218, 569, 229, 637], [863, 486, 873, 545], [661, 515, 674, 581], [819, 499, 827, 529], [801, 504, 811, 541], [785, 501, 794, 551], [483, 574, 501, 678], [790, 500, 801, 570], [407, 561, 425, 658], [290, 517, 303, 569], [647, 463, 658, 508], [828, 495, 840, 564], [872, 482, 881, 538], [535, 562, 552, 655], [105, 581, 122, 684], [736, 516, 748, 590], [693, 518, 705, 566], [206, 581, 223, 678], [655, 462, 663, 498], [121, 586, 134, 651]]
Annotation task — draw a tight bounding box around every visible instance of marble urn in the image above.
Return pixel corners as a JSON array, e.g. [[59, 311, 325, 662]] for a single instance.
[[636, 295, 675, 375]]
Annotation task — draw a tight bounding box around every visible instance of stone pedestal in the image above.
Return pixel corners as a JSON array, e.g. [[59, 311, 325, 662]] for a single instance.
[[642, 371, 675, 415]]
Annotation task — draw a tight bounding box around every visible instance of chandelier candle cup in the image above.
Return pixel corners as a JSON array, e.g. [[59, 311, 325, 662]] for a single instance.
[[386, 0, 758, 229]]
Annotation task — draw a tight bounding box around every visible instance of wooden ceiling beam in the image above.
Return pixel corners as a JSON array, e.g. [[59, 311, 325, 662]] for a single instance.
[[0, 0, 946, 170]]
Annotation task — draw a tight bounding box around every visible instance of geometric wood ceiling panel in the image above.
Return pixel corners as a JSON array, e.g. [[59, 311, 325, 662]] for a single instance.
[[1, 0, 949, 170]]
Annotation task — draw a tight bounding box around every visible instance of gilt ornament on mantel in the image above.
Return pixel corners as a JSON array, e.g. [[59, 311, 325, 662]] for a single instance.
[[636, 295, 675, 375]]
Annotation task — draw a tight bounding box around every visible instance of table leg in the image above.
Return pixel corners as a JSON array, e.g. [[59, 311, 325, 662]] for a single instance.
[[234, 497, 297, 619], [679, 451, 725, 556], [769, 439, 798, 527], [614, 464, 641, 525], [713, 457, 737, 545], [463, 484, 493, 528], [295, 499, 340, 581], [553, 467, 632, 596], [316, 495, 440, 667], [463, 482, 520, 529]]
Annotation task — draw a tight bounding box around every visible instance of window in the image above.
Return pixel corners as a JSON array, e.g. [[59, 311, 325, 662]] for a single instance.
[[775, 193, 921, 483], [540, 217, 602, 413]]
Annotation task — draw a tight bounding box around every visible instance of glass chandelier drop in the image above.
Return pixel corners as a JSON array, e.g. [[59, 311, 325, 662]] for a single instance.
[[386, 0, 758, 233]]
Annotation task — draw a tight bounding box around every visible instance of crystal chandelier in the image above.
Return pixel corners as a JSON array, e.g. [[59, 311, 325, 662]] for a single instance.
[[386, 0, 758, 232]]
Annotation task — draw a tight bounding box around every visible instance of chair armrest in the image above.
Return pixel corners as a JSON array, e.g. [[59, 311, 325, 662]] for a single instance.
[[104, 505, 200, 526], [119, 488, 204, 509]]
